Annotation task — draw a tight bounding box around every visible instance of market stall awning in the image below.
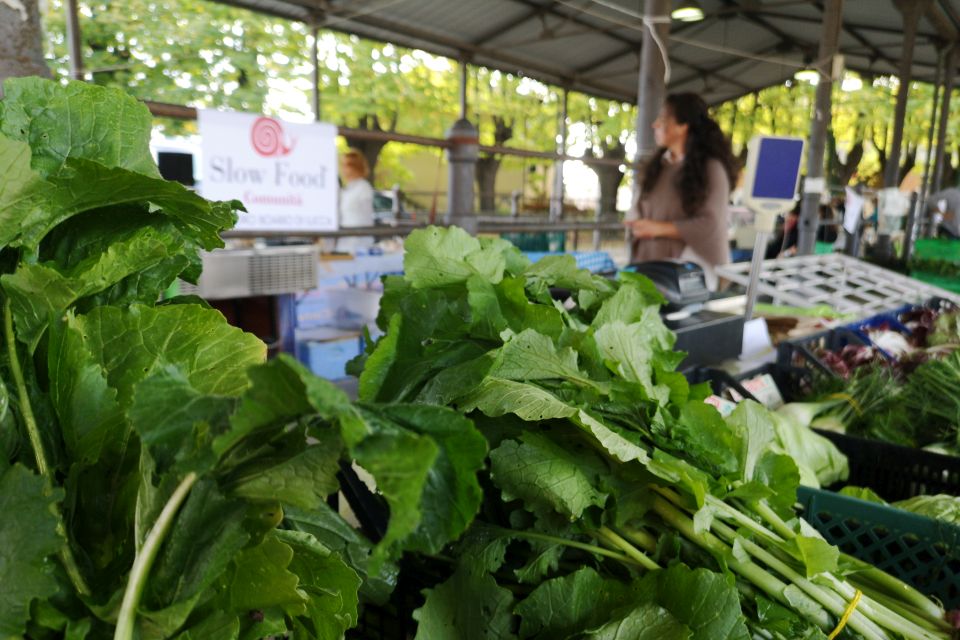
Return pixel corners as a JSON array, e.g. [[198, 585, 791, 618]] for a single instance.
[[210, 0, 960, 105]]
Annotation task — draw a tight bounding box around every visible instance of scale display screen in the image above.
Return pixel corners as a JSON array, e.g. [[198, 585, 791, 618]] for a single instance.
[[751, 137, 804, 200]]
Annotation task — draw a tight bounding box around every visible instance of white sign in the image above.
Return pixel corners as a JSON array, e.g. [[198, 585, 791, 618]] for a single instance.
[[199, 109, 338, 232]]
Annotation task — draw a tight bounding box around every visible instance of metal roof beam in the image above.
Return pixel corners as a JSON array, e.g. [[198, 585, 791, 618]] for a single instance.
[[471, 1, 554, 47], [509, 0, 640, 49], [718, 0, 816, 58]]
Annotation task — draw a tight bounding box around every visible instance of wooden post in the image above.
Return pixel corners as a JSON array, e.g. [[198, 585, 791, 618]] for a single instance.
[[311, 25, 320, 121], [797, 0, 843, 255]]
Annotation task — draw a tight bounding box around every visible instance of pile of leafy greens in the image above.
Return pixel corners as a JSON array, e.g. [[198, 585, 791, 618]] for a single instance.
[[352, 226, 953, 639], [0, 78, 487, 640]]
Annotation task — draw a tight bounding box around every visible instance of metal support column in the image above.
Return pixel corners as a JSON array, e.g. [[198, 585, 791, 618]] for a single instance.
[[311, 24, 321, 121], [631, 0, 671, 261], [66, 0, 84, 81], [459, 59, 469, 120], [797, 0, 843, 255], [884, 0, 930, 188], [933, 45, 958, 193], [915, 47, 945, 239], [550, 89, 569, 223]]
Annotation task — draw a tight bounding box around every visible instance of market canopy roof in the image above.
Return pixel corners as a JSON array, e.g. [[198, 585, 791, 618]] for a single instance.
[[212, 0, 960, 105]]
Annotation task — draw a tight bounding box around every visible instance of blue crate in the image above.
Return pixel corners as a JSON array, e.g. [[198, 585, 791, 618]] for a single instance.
[[297, 334, 363, 380]]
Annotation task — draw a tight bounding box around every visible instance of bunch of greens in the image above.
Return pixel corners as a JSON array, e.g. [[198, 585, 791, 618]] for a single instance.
[[353, 226, 952, 639], [0, 78, 486, 640], [808, 351, 960, 454], [909, 257, 960, 280]]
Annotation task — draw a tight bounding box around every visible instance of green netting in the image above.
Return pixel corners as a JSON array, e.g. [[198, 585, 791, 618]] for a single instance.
[[500, 232, 566, 252], [913, 238, 960, 262], [798, 487, 960, 609], [910, 271, 960, 294]]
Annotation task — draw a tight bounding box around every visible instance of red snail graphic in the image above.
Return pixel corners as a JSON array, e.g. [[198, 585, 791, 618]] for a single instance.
[[250, 116, 296, 157]]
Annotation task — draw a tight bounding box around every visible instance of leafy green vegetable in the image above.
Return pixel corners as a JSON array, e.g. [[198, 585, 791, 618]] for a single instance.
[[0, 78, 487, 640], [356, 225, 950, 640]]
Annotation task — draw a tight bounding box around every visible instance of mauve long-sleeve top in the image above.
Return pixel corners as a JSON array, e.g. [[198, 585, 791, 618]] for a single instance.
[[628, 154, 732, 270]]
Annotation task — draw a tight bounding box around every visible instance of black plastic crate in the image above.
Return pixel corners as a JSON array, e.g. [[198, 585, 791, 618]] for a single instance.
[[813, 429, 960, 501], [775, 327, 873, 397]]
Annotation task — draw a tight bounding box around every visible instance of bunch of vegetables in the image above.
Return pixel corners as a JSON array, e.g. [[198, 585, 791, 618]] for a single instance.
[[0, 78, 488, 639], [353, 226, 955, 639], [839, 488, 960, 527]]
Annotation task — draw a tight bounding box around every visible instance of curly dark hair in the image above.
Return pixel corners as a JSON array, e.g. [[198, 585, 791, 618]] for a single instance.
[[640, 93, 738, 218]]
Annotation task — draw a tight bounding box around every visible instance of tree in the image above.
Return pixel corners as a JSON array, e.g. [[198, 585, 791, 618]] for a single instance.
[[569, 93, 635, 220], [476, 115, 514, 212], [1, 0, 50, 93]]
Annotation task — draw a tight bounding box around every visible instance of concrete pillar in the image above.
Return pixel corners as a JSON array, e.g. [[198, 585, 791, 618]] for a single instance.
[[550, 89, 569, 222], [445, 118, 480, 233], [933, 46, 958, 193], [66, 0, 84, 80], [797, 0, 843, 255], [884, 0, 931, 188]]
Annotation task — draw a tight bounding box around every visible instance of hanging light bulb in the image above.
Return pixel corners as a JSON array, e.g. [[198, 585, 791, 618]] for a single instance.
[[672, 1, 704, 22]]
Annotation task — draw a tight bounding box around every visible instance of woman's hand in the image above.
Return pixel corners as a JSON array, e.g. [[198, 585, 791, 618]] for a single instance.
[[625, 219, 680, 240]]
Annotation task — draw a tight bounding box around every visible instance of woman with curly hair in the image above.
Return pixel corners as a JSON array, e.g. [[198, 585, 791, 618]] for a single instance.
[[626, 93, 738, 288]]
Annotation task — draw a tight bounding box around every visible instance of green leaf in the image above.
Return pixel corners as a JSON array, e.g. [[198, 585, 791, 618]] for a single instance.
[[3, 219, 189, 349], [231, 430, 342, 510], [514, 540, 564, 584], [229, 534, 307, 616], [413, 566, 517, 640], [376, 404, 487, 554], [144, 479, 250, 614], [495, 329, 595, 387], [586, 602, 692, 640], [514, 567, 633, 639], [65, 303, 264, 406], [573, 410, 650, 464], [417, 351, 501, 406], [284, 503, 399, 606], [274, 529, 361, 639], [404, 226, 506, 288], [593, 320, 670, 403], [220, 354, 358, 454], [173, 612, 239, 640], [0, 140, 235, 251], [523, 254, 613, 298], [725, 401, 775, 482], [350, 409, 439, 564], [0, 76, 160, 178], [0, 464, 64, 638], [592, 279, 668, 329], [649, 563, 749, 640], [489, 433, 606, 520], [457, 378, 577, 421], [659, 402, 740, 478], [129, 367, 236, 476]]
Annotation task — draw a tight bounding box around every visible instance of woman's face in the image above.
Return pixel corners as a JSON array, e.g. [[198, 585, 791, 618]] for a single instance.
[[652, 105, 688, 150], [341, 159, 358, 181]]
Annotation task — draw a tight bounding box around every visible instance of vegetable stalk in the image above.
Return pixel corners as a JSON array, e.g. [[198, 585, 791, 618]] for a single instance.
[[114, 472, 198, 640]]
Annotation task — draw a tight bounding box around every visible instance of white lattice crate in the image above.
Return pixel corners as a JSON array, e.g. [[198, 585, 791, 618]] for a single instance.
[[717, 253, 960, 318], [176, 245, 319, 299]]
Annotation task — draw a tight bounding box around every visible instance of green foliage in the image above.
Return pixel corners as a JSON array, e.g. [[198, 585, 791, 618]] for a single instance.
[[0, 78, 487, 639]]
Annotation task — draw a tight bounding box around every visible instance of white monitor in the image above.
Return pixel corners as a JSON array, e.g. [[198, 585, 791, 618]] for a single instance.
[[741, 135, 805, 232]]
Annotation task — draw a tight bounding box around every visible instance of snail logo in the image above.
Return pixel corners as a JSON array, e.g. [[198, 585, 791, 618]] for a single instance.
[[250, 116, 296, 157]]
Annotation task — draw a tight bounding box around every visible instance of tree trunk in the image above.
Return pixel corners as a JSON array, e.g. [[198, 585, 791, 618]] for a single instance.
[[341, 113, 397, 184], [0, 0, 51, 96], [898, 144, 917, 186], [589, 140, 626, 221], [475, 115, 514, 213], [476, 155, 501, 212]]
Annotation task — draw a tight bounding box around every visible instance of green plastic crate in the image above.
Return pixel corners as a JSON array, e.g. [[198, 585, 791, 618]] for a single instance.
[[914, 238, 960, 262], [797, 486, 960, 609], [814, 241, 835, 255], [500, 231, 566, 252]]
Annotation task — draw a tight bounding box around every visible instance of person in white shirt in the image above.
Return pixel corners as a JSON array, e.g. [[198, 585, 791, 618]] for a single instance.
[[336, 149, 376, 253]]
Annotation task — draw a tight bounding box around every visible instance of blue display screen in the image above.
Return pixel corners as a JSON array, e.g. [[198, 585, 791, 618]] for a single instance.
[[752, 138, 803, 199]]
